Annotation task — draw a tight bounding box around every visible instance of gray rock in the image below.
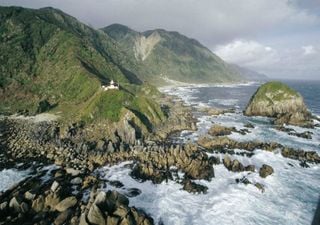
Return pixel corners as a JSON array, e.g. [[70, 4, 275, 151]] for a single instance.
[[9, 197, 21, 212], [54, 209, 72, 225], [88, 204, 106, 225], [107, 216, 120, 225], [32, 195, 45, 212], [24, 191, 36, 200], [20, 202, 29, 213], [66, 168, 81, 176], [71, 177, 83, 185], [255, 182, 265, 193], [0, 202, 8, 211], [94, 191, 106, 207], [259, 164, 274, 178], [51, 181, 60, 192], [79, 213, 89, 225], [55, 196, 77, 212], [223, 156, 232, 169]]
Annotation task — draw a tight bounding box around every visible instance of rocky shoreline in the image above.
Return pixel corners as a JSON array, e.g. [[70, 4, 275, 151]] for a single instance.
[[1, 88, 320, 225], [0, 96, 202, 225]]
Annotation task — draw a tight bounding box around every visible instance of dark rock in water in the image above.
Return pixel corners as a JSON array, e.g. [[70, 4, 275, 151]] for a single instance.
[[259, 164, 274, 178], [235, 176, 251, 185], [182, 179, 208, 194], [208, 124, 250, 137], [230, 159, 244, 172], [244, 165, 255, 172], [299, 161, 310, 168], [254, 183, 265, 193], [125, 188, 142, 197], [202, 107, 235, 116], [236, 177, 265, 193], [244, 81, 313, 127], [208, 124, 233, 136], [244, 123, 255, 129], [281, 147, 320, 163], [209, 156, 220, 165], [288, 131, 313, 140], [223, 156, 254, 173], [109, 180, 124, 188], [130, 163, 171, 184], [276, 126, 313, 139], [223, 155, 232, 169]]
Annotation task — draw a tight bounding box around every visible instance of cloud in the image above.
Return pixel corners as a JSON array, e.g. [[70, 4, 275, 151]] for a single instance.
[[0, 0, 319, 46], [0, 0, 319, 79], [302, 45, 317, 55], [214, 40, 280, 68], [214, 40, 320, 79]]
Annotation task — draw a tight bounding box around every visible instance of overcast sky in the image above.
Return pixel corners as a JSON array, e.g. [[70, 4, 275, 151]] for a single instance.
[[1, 0, 319, 80]]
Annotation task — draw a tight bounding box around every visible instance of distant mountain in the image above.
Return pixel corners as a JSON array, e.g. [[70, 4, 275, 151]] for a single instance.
[[0, 6, 165, 131], [229, 64, 269, 81], [102, 24, 246, 85]]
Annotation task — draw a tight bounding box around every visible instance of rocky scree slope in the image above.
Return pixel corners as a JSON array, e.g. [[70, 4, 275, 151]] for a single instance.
[[102, 24, 246, 85]]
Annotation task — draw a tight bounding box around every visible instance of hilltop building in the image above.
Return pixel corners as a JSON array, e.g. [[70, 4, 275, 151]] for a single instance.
[[102, 80, 119, 91]]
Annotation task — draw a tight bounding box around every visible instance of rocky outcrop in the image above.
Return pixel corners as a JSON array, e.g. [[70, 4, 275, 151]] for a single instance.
[[200, 107, 235, 116], [275, 126, 313, 139], [197, 136, 320, 165], [182, 179, 208, 194], [259, 164, 274, 178], [0, 166, 153, 225], [223, 155, 255, 172], [244, 81, 313, 127], [208, 124, 250, 136]]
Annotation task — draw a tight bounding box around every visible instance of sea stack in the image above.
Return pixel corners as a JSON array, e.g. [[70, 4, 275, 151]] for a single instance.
[[244, 81, 313, 127]]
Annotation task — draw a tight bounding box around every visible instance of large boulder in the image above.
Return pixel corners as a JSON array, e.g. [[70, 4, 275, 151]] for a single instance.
[[259, 164, 274, 178], [244, 81, 312, 127]]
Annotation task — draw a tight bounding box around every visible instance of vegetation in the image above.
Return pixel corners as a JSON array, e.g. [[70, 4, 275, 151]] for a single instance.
[[0, 6, 165, 129], [251, 81, 300, 103], [102, 24, 245, 85]]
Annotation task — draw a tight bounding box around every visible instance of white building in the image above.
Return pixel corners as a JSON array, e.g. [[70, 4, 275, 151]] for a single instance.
[[102, 80, 119, 91]]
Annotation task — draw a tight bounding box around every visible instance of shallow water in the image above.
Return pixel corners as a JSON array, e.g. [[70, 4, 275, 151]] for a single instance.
[[0, 168, 30, 192]]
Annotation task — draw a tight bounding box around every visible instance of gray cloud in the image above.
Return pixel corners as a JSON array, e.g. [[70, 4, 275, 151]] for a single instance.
[[0, 0, 319, 79]]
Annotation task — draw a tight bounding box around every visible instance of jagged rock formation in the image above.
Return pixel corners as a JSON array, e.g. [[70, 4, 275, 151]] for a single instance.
[[197, 136, 320, 165], [244, 81, 313, 127]]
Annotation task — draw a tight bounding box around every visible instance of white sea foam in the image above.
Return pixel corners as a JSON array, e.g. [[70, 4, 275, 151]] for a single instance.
[[147, 82, 320, 224], [100, 155, 320, 225], [0, 168, 30, 192]]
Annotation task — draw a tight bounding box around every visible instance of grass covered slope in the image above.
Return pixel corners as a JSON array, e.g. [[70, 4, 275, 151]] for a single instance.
[[244, 81, 312, 126], [0, 6, 165, 131], [102, 24, 245, 85]]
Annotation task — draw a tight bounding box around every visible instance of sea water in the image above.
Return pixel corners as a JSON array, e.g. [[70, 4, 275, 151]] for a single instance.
[[102, 80, 320, 225]]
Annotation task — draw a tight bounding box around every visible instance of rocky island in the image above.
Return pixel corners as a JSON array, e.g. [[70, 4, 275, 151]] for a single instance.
[[244, 81, 313, 127]]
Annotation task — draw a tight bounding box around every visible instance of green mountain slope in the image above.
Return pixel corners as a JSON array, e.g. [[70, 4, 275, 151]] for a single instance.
[[0, 6, 165, 131], [102, 24, 245, 85]]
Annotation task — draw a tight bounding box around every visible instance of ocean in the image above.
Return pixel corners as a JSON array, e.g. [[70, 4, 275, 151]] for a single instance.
[[1, 80, 319, 225], [99, 80, 320, 225]]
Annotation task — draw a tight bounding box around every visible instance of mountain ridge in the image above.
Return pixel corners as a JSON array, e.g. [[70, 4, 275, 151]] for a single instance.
[[0, 6, 167, 137], [102, 24, 247, 85]]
